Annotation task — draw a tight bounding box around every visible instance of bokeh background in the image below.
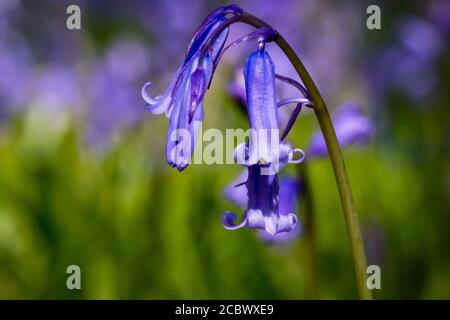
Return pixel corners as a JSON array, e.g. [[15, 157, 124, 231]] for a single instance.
[[0, 0, 449, 299]]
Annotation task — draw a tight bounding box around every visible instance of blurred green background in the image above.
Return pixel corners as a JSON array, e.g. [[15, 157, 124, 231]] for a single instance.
[[0, 0, 449, 299]]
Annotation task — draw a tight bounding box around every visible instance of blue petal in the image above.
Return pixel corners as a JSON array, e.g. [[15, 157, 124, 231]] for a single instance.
[[243, 49, 279, 165], [141, 65, 182, 115], [258, 177, 302, 243], [165, 55, 213, 171]]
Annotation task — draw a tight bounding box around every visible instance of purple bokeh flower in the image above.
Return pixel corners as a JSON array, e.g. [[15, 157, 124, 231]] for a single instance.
[[363, 220, 386, 265], [0, 2, 34, 120], [427, 0, 450, 36], [32, 64, 81, 112], [88, 38, 150, 145], [0, 41, 33, 119], [308, 102, 374, 158], [137, 0, 204, 70], [367, 16, 444, 101]]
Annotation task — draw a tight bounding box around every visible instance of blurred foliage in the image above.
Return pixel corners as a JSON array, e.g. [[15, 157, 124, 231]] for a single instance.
[[0, 81, 449, 299]]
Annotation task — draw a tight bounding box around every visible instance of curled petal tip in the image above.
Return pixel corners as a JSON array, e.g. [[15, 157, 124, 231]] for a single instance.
[[141, 82, 157, 103], [142, 82, 171, 114], [264, 219, 277, 235], [221, 211, 247, 230], [288, 148, 305, 164], [272, 213, 298, 234]]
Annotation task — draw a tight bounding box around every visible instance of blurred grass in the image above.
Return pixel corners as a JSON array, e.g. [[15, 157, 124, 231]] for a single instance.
[[0, 77, 449, 299]]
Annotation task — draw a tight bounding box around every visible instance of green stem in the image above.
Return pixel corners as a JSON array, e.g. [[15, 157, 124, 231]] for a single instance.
[[298, 162, 319, 299], [237, 12, 372, 300]]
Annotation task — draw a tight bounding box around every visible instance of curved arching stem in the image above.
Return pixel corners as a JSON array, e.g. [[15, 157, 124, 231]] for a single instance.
[[210, 11, 372, 300]]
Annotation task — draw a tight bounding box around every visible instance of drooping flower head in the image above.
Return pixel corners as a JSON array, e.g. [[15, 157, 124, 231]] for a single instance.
[[142, 5, 242, 171], [143, 5, 313, 237], [221, 43, 305, 235], [224, 101, 373, 243]]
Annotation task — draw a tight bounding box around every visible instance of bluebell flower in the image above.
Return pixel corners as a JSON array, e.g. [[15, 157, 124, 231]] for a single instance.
[[224, 101, 372, 242], [144, 5, 310, 236], [221, 45, 304, 235], [142, 5, 242, 171]]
